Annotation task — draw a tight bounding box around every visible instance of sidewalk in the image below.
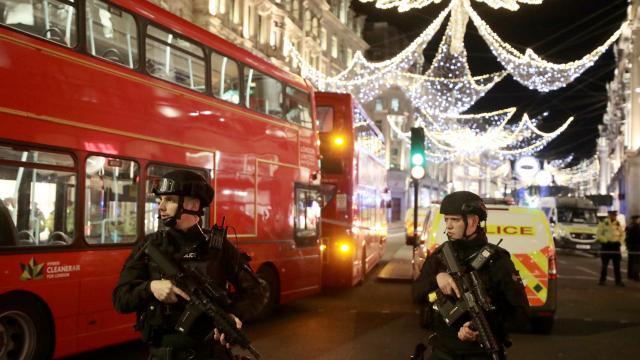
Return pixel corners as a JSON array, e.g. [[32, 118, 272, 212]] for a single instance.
[[377, 225, 415, 281]]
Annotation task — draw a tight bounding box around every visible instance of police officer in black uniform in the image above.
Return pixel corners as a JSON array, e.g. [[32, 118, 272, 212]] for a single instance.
[[113, 170, 268, 359], [413, 191, 529, 360]]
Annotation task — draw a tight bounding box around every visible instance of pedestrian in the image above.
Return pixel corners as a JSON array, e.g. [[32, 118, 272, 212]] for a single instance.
[[597, 210, 625, 286], [112, 170, 268, 359], [625, 215, 640, 281], [413, 191, 529, 360]]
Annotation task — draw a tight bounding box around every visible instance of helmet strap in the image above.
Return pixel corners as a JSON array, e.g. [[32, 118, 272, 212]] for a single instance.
[[161, 195, 187, 228]]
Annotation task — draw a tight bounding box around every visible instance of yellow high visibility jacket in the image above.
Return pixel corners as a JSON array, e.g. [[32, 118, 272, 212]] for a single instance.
[[597, 219, 624, 243]]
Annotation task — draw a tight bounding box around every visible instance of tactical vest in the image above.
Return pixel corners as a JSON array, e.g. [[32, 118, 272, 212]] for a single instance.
[[137, 228, 228, 346]]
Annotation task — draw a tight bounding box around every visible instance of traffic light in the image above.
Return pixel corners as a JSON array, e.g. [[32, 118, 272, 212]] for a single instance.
[[410, 127, 426, 180]]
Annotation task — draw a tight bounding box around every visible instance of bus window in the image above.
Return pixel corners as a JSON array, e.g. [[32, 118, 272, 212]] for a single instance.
[[0, 0, 77, 48], [0, 145, 76, 247], [211, 51, 240, 104], [316, 105, 334, 132], [145, 24, 205, 92], [84, 156, 138, 245], [316, 105, 344, 174], [144, 165, 211, 234], [244, 67, 283, 118], [285, 86, 312, 128], [294, 186, 321, 247], [85, 0, 138, 68]]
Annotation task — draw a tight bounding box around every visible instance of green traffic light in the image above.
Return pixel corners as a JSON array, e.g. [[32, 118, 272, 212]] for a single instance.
[[411, 153, 425, 166]]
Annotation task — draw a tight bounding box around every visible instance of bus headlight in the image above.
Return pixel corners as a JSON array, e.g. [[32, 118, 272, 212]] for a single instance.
[[338, 243, 351, 253]]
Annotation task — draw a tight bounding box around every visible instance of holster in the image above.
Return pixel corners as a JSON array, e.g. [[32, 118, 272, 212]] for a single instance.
[[136, 303, 167, 345]]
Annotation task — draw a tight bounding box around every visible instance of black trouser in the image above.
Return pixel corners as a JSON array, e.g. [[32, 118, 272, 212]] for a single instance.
[[600, 242, 622, 283], [148, 334, 232, 360], [628, 250, 640, 280], [428, 348, 501, 360]]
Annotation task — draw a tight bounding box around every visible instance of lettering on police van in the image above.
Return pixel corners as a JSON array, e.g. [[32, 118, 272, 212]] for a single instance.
[[486, 225, 535, 236]]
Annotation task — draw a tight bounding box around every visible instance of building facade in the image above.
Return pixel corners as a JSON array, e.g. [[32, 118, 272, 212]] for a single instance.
[[598, 0, 639, 219], [148, 0, 368, 76]]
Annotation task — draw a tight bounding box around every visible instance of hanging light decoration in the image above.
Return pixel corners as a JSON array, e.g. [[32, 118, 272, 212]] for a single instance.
[[291, 0, 454, 90], [360, 0, 543, 12], [415, 111, 574, 159], [550, 156, 598, 189], [407, 5, 505, 115], [548, 153, 574, 168], [464, 0, 626, 92]]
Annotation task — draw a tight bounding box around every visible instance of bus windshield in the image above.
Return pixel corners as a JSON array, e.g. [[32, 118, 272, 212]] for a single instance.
[[557, 207, 597, 224]]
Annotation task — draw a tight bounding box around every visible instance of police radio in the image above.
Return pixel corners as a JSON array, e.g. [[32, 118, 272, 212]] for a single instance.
[[468, 239, 503, 270], [209, 216, 228, 249]]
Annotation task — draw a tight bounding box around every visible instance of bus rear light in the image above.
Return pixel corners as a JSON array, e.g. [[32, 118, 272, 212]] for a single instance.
[[338, 243, 351, 253]]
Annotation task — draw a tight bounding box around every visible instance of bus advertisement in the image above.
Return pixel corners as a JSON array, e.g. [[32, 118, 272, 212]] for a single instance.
[[315, 92, 388, 287], [0, 0, 323, 358]]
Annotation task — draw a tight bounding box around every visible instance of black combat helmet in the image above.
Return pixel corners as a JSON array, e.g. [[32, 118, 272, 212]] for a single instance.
[[152, 170, 214, 227], [440, 191, 487, 222]]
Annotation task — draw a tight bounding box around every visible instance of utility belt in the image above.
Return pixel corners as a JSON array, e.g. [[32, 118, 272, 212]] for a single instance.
[[148, 346, 218, 360], [149, 347, 196, 360]]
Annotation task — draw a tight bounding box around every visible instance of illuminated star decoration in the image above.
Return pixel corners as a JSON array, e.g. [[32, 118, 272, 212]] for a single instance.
[[406, 6, 505, 115]]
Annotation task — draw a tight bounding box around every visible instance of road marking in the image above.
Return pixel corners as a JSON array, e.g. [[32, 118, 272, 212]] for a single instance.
[[388, 231, 406, 237], [576, 266, 598, 276], [558, 274, 599, 280]]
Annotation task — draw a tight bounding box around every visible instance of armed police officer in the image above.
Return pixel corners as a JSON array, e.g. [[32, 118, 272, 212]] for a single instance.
[[413, 191, 529, 360], [113, 170, 268, 359]]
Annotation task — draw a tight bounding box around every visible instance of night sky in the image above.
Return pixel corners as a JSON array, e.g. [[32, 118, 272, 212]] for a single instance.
[[350, 0, 629, 166]]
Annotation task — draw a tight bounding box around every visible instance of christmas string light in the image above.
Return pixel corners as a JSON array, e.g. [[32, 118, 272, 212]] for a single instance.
[[292, 0, 454, 88], [360, 0, 543, 12], [415, 110, 573, 158], [548, 154, 574, 168], [464, 0, 627, 92], [407, 11, 506, 115], [550, 156, 598, 188]]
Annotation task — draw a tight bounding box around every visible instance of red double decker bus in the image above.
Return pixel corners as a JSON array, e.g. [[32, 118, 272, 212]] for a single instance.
[[0, 0, 323, 358], [315, 92, 388, 287]]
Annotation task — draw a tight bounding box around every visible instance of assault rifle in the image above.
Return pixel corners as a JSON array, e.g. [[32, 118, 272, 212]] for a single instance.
[[430, 241, 501, 360], [142, 241, 261, 360]]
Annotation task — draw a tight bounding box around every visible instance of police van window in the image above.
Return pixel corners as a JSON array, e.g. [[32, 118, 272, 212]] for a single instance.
[[145, 165, 211, 235], [211, 51, 240, 104], [244, 66, 283, 118], [285, 86, 312, 128], [85, 156, 138, 245], [0, 145, 76, 248], [145, 25, 205, 92], [294, 186, 321, 246], [0, 0, 77, 48], [85, 0, 138, 68]]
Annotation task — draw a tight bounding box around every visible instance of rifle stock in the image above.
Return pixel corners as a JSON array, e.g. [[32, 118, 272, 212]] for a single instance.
[[143, 241, 261, 360]]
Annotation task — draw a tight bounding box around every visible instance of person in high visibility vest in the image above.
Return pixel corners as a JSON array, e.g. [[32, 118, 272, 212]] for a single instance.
[[597, 210, 625, 286]]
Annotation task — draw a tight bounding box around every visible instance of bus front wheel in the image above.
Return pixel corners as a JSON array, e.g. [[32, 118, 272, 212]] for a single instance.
[[256, 266, 279, 320], [0, 293, 53, 360]]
